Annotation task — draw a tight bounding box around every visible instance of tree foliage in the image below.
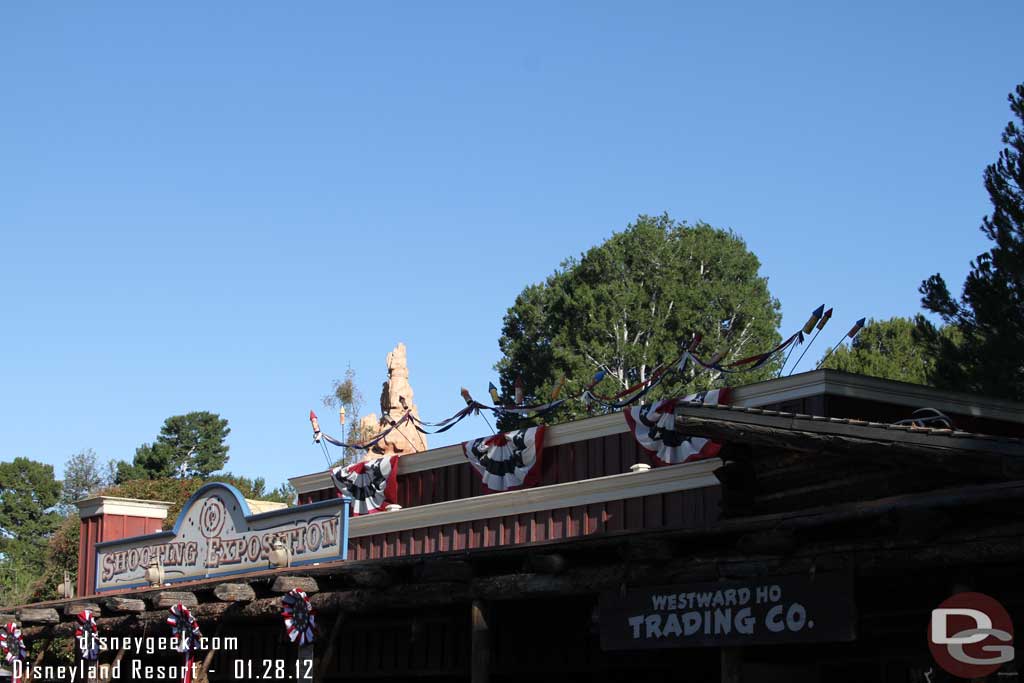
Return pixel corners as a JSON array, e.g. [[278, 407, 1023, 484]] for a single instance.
[[0, 457, 62, 605], [918, 84, 1024, 400], [322, 366, 373, 464], [101, 474, 294, 531], [116, 411, 231, 481], [818, 317, 959, 385], [59, 448, 109, 512], [496, 214, 781, 426]]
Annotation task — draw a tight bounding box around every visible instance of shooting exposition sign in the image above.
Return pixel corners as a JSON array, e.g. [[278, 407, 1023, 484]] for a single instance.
[[94, 483, 349, 592], [600, 573, 856, 650]]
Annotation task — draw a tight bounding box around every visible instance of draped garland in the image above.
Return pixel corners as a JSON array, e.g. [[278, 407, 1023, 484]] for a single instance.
[[166, 603, 202, 683], [281, 589, 316, 647], [331, 455, 399, 515], [625, 388, 732, 466], [1, 622, 27, 683], [462, 426, 546, 493], [308, 315, 833, 455]]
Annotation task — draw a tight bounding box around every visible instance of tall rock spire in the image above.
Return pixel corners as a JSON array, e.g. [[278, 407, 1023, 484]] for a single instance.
[[360, 342, 428, 458]]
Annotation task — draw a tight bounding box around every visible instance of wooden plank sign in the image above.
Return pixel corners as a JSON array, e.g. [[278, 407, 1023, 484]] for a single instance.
[[599, 572, 856, 650], [94, 483, 349, 592]]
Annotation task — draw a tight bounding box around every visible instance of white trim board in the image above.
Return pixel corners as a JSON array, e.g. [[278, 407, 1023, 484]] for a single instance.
[[347, 458, 721, 538], [76, 496, 172, 520], [733, 370, 1024, 423]]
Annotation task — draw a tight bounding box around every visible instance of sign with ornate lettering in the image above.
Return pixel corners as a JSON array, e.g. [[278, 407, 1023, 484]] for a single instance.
[[599, 573, 856, 650], [94, 483, 349, 592]]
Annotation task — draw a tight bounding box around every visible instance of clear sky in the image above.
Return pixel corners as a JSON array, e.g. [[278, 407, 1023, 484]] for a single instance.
[[2, 1, 1021, 491]]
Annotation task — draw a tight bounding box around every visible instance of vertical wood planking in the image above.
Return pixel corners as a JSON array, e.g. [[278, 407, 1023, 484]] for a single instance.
[[589, 437, 603, 479], [603, 434, 620, 475], [644, 494, 664, 529], [446, 465, 460, 503], [625, 496, 644, 530], [606, 499, 624, 533], [664, 490, 684, 528]]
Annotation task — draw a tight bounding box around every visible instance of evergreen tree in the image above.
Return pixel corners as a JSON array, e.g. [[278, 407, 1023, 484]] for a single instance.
[[918, 84, 1024, 399], [496, 214, 781, 427], [116, 411, 231, 481], [59, 448, 106, 512], [819, 317, 958, 385], [0, 457, 62, 604]]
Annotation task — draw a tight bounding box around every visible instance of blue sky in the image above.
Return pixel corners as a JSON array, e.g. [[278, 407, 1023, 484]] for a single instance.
[[1, 1, 1021, 490]]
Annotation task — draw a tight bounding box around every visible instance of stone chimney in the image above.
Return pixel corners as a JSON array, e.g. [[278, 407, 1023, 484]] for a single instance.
[[75, 496, 172, 597]]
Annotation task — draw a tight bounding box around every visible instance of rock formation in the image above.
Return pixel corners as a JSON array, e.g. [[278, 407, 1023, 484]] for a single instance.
[[360, 343, 429, 459]]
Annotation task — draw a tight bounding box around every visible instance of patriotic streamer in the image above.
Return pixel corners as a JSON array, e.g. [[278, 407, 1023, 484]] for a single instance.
[[463, 426, 546, 493], [281, 589, 316, 646], [307, 317, 841, 457], [625, 388, 732, 466], [331, 455, 399, 515], [1, 622, 27, 683], [75, 609, 100, 661], [312, 410, 413, 449], [167, 603, 202, 683]]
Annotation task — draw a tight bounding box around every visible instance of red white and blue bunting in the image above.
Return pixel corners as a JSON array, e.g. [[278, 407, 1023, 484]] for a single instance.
[[281, 589, 316, 647], [75, 609, 100, 662], [1, 622, 27, 683], [463, 426, 546, 493], [331, 455, 399, 516], [167, 602, 202, 683], [624, 388, 731, 466]]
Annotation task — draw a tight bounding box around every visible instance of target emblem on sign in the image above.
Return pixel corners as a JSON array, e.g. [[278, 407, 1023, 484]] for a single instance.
[[199, 497, 227, 538]]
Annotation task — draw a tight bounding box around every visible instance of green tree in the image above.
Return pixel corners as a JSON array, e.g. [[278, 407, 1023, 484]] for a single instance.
[[496, 214, 781, 426], [918, 84, 1024, 400], [818, 317, 959, 385], [116, 411, 231, 481], [59, 448, 108, 512], [0, 457, 62, 605]]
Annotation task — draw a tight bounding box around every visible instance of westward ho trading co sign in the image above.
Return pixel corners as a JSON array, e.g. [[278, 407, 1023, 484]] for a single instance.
[[94, 483, 350, 592], [600, 573, 856, 650]]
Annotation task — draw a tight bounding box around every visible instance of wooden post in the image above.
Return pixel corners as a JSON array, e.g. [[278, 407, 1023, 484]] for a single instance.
[[471, 600, 490, 683], [23, 638, 49, 683], [100, 648, 126, 683], [315, 612, 346, 680], [721, 647, 742, 683], [194, 623, 224, 683], [297, 644, 315, 681]]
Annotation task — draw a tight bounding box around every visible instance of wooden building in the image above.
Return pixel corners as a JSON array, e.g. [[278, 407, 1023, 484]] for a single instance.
[[5, 370, 1024, 682]]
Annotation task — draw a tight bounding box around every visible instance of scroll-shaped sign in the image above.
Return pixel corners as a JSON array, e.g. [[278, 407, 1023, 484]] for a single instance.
[[94, 483, 349, 592]]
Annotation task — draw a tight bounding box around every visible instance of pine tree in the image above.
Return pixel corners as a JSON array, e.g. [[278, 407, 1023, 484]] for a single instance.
[[918, 84, 1024, 400]]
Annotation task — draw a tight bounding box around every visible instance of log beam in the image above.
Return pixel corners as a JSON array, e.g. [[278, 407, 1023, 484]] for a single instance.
[[213, 583, 256, 602], [271, 576, 318, 594], [103, 597, 146, 613], [150, 591, 198, 609], [18, 608, 59, 625]]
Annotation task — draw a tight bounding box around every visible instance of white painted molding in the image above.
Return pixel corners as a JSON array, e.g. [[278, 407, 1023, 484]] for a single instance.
[[733, 369, 1024, 423], [348, 458, 721, 538], [76, 496, 172, 520]]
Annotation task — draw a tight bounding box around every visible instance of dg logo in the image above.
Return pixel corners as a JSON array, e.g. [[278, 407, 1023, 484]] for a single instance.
[[928, 592, 1015, 679]]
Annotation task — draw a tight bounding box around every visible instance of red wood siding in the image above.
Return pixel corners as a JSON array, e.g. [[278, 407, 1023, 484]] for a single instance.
[[348, 486, 721, 561], [299, 430, 652, 507], [77, 513, 165, 597]]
